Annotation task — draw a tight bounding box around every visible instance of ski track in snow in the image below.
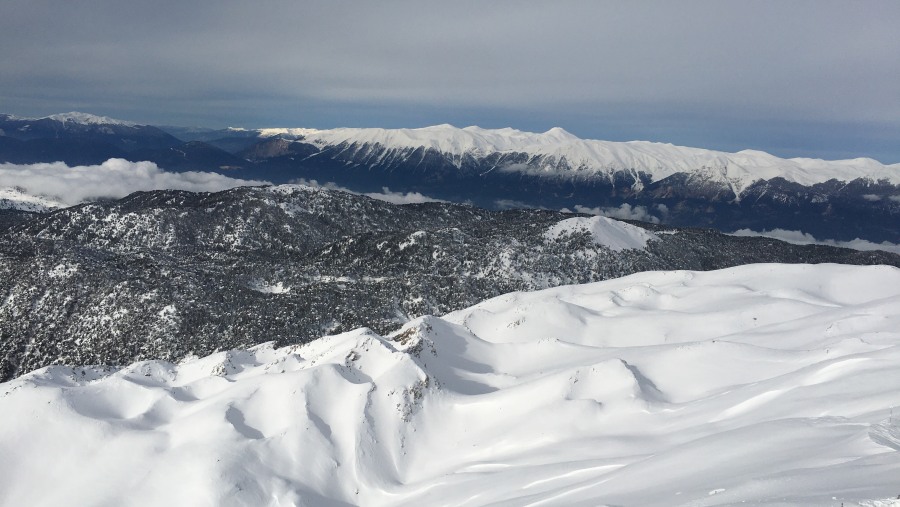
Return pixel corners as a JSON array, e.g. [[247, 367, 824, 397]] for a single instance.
[[1, 264, 900, 506]]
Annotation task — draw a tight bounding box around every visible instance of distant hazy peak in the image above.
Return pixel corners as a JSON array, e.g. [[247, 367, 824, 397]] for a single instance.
[[43, 111, 138, 127]]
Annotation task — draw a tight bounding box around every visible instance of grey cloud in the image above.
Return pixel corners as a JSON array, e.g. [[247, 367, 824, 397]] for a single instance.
[[574, 204, 661, 224], [290, 179, 445, 205], [0, 159, 269, 206], [363, 188, 446, 205], [494, 199, 543, 211]]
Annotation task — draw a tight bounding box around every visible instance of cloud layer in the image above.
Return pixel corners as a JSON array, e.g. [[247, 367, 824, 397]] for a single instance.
[[291, 179, 445, 205], [0, 159, 269, 206], [730, 228, 900, 255], [568, 203, 667, 224]]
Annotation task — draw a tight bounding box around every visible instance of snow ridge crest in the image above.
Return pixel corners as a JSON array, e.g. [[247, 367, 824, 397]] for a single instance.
[[260, 124, 900, 188]]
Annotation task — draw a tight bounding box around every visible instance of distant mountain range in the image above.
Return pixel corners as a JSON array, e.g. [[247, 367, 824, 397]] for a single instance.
[[1, 112, 898, 243], [2, 113, 898, 506]]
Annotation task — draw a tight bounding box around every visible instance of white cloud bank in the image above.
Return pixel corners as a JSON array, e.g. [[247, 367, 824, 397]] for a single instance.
[[291, 178, 446, 205], [566, 203, 667, 224], [731, 228, 900, 255], [0, 159, 270, 207]]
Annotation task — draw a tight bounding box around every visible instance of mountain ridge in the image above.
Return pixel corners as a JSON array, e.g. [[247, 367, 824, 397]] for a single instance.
[[2, 112, 898, 243], [255, 123, 900, 190]]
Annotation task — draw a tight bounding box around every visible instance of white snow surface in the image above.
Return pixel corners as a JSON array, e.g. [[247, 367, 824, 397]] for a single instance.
[[261, 124, 900, 191], [0, 186, 65, 212], [257, 127, 322, 138], [42, 111, 137, 126], [248, 280, 292, 294], [545, 215, 658, 250], [2, 264, 900, 506]]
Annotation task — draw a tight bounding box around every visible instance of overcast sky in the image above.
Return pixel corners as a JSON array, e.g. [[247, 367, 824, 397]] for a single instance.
[[2, 1, 898, 162]]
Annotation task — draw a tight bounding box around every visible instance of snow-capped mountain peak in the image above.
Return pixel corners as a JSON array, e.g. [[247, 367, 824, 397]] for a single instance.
[[255, 124, 900, 189], [545, 215, 659, 251], [256, 127, 321, 138], [43, 111, 137, 127]]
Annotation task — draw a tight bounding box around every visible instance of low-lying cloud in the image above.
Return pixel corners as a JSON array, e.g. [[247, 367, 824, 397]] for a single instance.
[[730, 228, 900, 255], [291, 178, 446, 205], [494, 199, 545, 211], [0, 159, 270, 206], [569, 203, 664, 224]]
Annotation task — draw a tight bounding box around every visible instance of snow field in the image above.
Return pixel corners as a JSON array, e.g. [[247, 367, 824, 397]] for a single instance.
[[0, 264, 899, 506]]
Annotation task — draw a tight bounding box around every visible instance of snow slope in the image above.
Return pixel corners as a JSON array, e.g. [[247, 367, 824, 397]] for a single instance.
[[1, 264, 900, 506], [0, 187, 64, 212], [260, 124, 900, 191], [544, 215, 659, 251], [43, 111, 137, 126], [0, 111, 137, 127]]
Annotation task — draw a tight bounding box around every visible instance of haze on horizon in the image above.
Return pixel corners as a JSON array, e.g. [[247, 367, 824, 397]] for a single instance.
[[1, 0, 899, 163]]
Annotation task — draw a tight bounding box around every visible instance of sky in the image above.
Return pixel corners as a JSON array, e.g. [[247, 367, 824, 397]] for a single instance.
[[1, 0, 899, 162]]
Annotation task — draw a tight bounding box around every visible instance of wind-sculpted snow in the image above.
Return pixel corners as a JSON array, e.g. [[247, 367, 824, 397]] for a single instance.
[[2, 264, 899, 506]]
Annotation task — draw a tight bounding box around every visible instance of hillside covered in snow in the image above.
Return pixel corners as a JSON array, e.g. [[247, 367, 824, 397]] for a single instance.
[[2, 184, 896, 381], [1, 263, 899, 506]]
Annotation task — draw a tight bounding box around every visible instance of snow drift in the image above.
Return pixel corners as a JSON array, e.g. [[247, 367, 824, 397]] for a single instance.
[[1, 264, 899, 506]]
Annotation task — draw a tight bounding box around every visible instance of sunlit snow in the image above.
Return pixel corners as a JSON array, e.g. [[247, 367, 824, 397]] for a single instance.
[[545, 215, 658, 251], [44, 111, 137, 126], [1, 264, 899, 506], [248, 280, 291, 294], [262, 124, 900, 191], [0, 186, 65, 212]]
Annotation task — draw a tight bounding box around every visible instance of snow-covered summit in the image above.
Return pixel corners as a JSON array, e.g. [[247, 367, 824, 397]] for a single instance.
[[0, 187, 65, 212], [257, 127, 322, 138], [258, 124, 900, 190], [545, 215, 658, 251], [43, 111, 137, 127]]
